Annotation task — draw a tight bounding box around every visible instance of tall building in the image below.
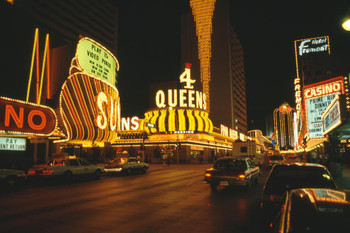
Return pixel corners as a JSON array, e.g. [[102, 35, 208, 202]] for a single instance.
[[181, 0, 247, 133], [273, 103, 295, 150], [17, 0, 119, 53]]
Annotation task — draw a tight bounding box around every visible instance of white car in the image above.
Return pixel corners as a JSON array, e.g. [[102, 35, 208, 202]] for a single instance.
[[104, 157, 149, 175], [27, 156, 105, 181]]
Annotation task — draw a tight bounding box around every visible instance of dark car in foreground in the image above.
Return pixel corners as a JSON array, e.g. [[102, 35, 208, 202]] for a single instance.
[[269, 188, 350, 233], [204, 157, 260, 191], [261, 163, 337, 210]]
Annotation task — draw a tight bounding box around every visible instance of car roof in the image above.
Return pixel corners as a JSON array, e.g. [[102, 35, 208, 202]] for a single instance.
[[217, 156, 248, 160], [272, 162, 327, 169], [288, 188, 350, 212]]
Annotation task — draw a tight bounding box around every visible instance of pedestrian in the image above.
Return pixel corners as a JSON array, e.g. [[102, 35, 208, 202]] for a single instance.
[[162, 153, 167, 166], [167, 154, 171, 166]]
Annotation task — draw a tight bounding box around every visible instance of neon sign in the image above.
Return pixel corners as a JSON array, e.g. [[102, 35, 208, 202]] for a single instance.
[[59, 73, 120, 144], [155, 63, 207, 110], [304, 77, 344, 138], [296, 36, 330, 57], [0, 96, 57, 136]]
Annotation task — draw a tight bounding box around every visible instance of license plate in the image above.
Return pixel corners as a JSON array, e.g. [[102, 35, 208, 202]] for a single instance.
[[219, 181, 229, 186]]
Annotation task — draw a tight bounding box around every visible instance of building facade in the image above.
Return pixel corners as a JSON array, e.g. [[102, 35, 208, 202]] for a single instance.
[[181, 0, 247, 134]]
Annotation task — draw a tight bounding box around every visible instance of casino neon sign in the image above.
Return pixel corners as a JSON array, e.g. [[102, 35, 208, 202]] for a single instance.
[[155, 63, 207, 110], [0, 96, 57, 136]]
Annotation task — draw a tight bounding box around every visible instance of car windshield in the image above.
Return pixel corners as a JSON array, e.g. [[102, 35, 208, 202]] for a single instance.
[[46, 159, 66, 167], [265, 166, 336, 195], [108, 158, 128, 165], [214, 159, 246, 170]]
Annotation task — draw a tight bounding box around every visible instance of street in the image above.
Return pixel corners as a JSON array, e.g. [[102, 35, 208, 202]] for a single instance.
[[0, 164, 270, 233]]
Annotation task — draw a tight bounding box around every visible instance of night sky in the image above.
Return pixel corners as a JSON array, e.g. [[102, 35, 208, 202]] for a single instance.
[[1, 0, 350, 135]]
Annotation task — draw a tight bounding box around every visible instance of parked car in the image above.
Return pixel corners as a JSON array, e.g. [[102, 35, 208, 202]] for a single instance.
[[269, 188, 350, 233], [267, 154, 285, 167], [104, 157, 149, 175], [261, 163, 337, 210], [0, 168, 27, 187], [27, 156, 105, 182], [204, 157, 260, 191]]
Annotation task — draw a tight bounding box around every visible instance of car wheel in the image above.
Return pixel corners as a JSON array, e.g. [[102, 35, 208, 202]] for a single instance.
[[63, 171, 73, 183], [6, 175, 16, 186], [142, 167, 147, 174], [210, 184, 217, 192], [94, 169, 102, 179]]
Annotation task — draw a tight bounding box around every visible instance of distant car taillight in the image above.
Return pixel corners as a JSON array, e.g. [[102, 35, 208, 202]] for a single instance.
[[204, 173, 212, 177], [28, 170, 35, 175], [43, 169, 53, 175], [268, 160, 272, 163]]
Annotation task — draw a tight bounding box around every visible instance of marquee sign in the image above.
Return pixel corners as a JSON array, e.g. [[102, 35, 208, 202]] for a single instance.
[[0, 96, 57, 136], [71, 37, 119, 87], [304, 77, 344, 138], [59, 73, 120, 144], [322, 95, 345, 135]]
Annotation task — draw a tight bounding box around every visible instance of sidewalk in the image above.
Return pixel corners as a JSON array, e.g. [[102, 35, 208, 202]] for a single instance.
[[335, 163, 350, 190]]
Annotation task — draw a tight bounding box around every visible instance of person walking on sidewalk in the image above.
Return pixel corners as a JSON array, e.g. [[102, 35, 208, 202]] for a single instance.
[[162, 153, 167, 166]]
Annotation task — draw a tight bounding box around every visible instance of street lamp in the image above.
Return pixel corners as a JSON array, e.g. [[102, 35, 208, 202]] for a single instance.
[[342, 17, 350, 31]]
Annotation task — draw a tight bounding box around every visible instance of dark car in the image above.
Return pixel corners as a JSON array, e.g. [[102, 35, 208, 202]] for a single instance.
[[267, 154, 285, 167], [204, 157, 260, 191], [269, 188, 350, 233], [261, 163, 337, 210]]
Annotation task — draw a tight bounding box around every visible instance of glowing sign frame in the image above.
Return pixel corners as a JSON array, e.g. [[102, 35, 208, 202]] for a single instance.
[[304, 77, 345, 138], [71, 37, 119, 86], [0, 96, 57, 136], [58, 72, 120, 144]]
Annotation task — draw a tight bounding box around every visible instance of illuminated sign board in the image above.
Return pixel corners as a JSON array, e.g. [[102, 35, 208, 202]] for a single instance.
[[74, 37, 119, 86], [220, 124, 228, 137], [155, 63, 207, 110], [0, 137, 26, 151], [304, 77, 344, 138], [59, 73, 120, 144], [322, 95, 344, 135], [121, 116, 140, 131], [295, 36, 330, 57], [0, 96, 57, 136]]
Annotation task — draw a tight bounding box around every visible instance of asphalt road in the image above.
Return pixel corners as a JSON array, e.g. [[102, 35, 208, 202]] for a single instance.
[[0, 163, 271, 233]]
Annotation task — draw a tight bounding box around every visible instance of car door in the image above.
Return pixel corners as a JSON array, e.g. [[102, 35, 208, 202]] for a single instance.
[[78, 159, 92, 174], [247, 159, 258, 180]]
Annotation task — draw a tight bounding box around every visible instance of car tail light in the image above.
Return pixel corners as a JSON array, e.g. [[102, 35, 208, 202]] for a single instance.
[[204, 173, 212, 177], [263, 195, 282, 202], [238, 174, 246, 179], [269, 160, 272, 163], [28, 170, 35, 175], [43, 169, 53, 175], [281, 160, 285, 163]]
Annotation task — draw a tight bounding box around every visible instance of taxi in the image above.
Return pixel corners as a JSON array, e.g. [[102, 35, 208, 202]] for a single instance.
[[27, 156, 105, 181]]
